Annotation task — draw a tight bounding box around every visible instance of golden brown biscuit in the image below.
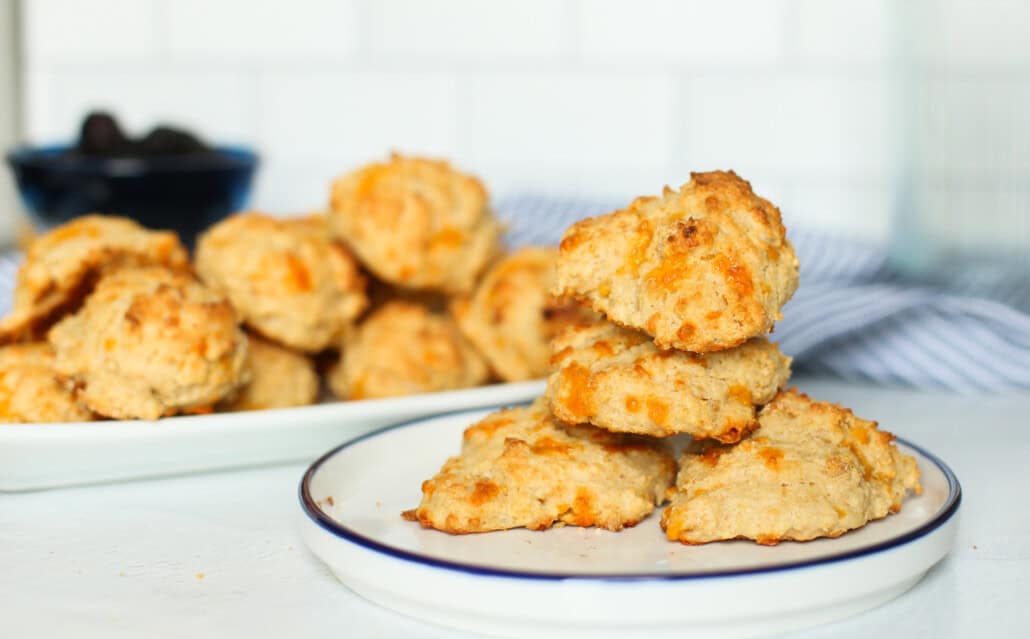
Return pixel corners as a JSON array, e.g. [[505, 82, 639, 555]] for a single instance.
[[220, 333, 319, 411], [48, 267, 250, 420], [662, 389, 922, 545], [328, 154, 503, 294], [0, 215, 189, 344], [0, 343, 94, 423], [547, 321, 791, 441], [195, 213, 368, 352], [328, 301, 489, 400], [553, 171, 799, 352], [403, 398, 676, 533], [452, 247, 598, 382]]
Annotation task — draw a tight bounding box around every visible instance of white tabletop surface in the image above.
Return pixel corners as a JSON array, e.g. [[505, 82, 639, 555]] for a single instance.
[[3, 377, 1028, 638]]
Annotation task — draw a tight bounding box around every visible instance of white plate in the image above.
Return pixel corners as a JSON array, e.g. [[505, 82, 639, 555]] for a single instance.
[[300, 407, 961, 638], [0, 381, 544, 492]]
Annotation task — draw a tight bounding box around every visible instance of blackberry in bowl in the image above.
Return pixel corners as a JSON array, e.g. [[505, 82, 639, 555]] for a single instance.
[[7, 112, 258, 246]]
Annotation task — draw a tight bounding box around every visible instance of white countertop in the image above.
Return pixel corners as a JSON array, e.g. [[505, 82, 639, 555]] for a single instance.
[[3, 378, 1028, 638]]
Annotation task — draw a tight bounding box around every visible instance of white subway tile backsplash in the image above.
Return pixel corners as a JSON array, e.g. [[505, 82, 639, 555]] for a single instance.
[[459, 74, 673, 170], [256, 73, 458, 166], [370, 0, 566, 57], [22, 69, 57, 143], [21, 0, 1024, 239], [579, 0, 785, 66], [930, 0, 1030, 67], [481, 165, 686, 203], [249, 159, 343, 214], [791, 0, 887, 64], [27, 69, 258, 145], [160, 0, 358, 61], [682, 75, 885, 178], [24, 0, 155, 61]]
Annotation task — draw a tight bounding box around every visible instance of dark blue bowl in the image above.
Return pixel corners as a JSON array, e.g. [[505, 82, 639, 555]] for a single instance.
[[6, 144, 258, 246]]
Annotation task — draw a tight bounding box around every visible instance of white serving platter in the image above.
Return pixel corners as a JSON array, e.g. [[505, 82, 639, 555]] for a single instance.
[[0, 381, 544, 492], [300, 407, 961, 639]]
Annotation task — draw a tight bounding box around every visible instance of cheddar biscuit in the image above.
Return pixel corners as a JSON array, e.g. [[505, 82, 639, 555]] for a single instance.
[[553, 171, 799, 352], [49, 267, 250, 420], [403, 398, 676, 533], [0, 215, 189, 343], [195, 213, 367, 352], [0, 343, 93, 423], [220, 333, 319, 411], [328, 154, 503, 294], [547, 322, 791, 441], [662, 389, 922, 545], [328, 301, 489, 400], [452, 247, 597, 382]]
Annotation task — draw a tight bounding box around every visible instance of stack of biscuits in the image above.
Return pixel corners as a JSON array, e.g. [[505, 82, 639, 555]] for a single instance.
[[0, 216, 255, 422], [0, 154, 594, 423], [324, 154, 593, 397], [406, 171, 922, 545]]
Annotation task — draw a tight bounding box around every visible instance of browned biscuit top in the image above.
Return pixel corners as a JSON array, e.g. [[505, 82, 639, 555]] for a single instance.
[[328, 153, 503, 294], [553, 171, 799, 352], [48, 266, 250, 420], [196, 212, 367, 353], [662, 389, 922, 545], [404, 398, 676, 534], [0, 215, 189, 344]]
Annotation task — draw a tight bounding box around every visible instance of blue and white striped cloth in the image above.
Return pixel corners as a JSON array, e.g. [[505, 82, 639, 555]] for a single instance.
[[3, 196, 1029, 393], [497, 194, 1030, 393]]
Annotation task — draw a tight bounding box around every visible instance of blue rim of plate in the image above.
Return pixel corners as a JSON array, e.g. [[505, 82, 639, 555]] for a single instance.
[[299, 404, 961, 582]]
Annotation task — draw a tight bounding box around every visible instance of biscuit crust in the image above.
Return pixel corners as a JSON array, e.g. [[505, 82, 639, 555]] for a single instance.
[[220, 333, 319, 411], [452, 247, 597, 382], [547, 322, 791, 441], [195, 213, 368, 352], [48, 267, 250, 420], [0, 343, 94, 423], [328, 154, 503, 294], [0, 215, 189, 344], [553, 171, 799, 352], [404, 398, 676, 533], [328, 301, 489, 400], [661, 389, 922, 545]]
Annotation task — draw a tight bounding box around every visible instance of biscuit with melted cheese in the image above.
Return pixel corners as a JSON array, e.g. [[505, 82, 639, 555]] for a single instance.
[[0, 343, 93, 423], [48, 267, 250, 420], [328, 154, 503, 294], [328, 301, 489, 400], [195, 212, 367, 352], [553, 171, 799, 352], [403, 398, 676, 533], [0, 215, 189, 343], [452, 247, 597, 382], [547, 321, 791, 441], [220, 333, 318, 411], [662, 389, 922, 545]]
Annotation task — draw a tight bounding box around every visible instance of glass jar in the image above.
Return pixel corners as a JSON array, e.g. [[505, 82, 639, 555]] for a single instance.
[[888, 1, 1030, 290]]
